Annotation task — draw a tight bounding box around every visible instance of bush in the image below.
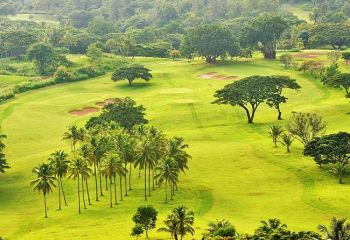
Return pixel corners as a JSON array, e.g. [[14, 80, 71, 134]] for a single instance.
[[54, 66, 73, 83], [76, 65, 105, 78], [13, 78, 56, 94], [0, 91, 15, 103]]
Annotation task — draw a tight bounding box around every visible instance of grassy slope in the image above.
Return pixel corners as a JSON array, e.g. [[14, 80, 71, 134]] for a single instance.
[[0, 75, 29, 92], [0, 55, 350, 239]]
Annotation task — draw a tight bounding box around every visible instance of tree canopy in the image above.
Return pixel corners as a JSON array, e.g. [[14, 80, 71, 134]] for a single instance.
[[112, 65, 152, 85]]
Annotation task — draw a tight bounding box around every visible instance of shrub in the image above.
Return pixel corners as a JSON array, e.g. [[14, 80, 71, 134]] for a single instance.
[[0, 91, 15, 103], [76, 65, 105, 78], [54, 66, 72, 83], [13, 78, 56, 94]]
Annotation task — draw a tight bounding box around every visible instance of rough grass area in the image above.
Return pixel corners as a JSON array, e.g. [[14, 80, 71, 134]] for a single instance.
[[0, 54, 349, 239]]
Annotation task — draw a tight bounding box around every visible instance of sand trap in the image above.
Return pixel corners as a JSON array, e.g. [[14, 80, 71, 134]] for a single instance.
[[160, 88, 193, 94], [96, 98, 117, 107], [199, 72, 238, 80], [69, 107, 100, 116], [198, 72, 218, 79]]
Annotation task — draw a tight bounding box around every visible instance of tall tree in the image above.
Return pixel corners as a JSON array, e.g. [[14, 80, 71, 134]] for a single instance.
[[155, 158, 179, 204], [245, 14, 288, 59], [63, 125, 86, 154], [112, 65, 152, 86], [100, 152, 120, 207], [132, 205, 158, 239], [48, 150, 70, 210], [31, 163, 56, 218]]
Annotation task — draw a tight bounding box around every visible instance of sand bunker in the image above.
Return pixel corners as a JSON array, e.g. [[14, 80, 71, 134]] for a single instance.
[[160, 88, 193, 94], [69, 107, 100, 116], [199, 72, 238, 80], [96, 98, 117, 107]]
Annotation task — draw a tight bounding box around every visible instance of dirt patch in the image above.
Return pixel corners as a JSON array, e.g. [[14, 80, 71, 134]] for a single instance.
[[247, 192, 265, 196], [198, 72, 218, 79], [96, 98, 117, 107], [199, 72, 238, 80], [69, 107, 100, 116], [293, 52, 325, 59]]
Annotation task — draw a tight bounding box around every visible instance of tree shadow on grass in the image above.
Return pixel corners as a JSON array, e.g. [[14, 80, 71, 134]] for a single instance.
[[115, 82, 156, 91]]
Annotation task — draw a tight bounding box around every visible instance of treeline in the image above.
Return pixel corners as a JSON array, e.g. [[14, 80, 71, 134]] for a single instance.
[[128, 204, 349, 240], [31, 98, 191, 217]]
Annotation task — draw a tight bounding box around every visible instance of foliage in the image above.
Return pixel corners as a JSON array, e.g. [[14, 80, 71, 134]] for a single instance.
[[280, 54, 294, 69], [279, 133, 294, 153], [0, 134, 9, 173], [86, 97, 148, 132], [342, 52, 350, 64], [86, 43, 103, 63], [112, 65, 152, 85], [318, 218, 350, 240], [203, 219, 237, 239], [268, 125, 284, 148], [287, 112, 327, 145], [298, 60, 325, 78], [132, 205, 158, 239], [304, 132, 350, 183], [245, 14, 288, 59], [187, 24, 237, 63], [54, 67, 73, 83], [323, 73, 350, 98], [310, 22, 350, 49]]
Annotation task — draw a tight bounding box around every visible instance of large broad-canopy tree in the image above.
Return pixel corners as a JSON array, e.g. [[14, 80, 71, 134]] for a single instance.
[[187, 24, 237, 63], [245, 14, 288, 59], [213, 75, 298, 124], [304, 132, 350, 184], [310, 22, 350, 50], [266, 76, 301, 120], [112, 65, 152, 85], [323, 73, 350, 98], [86, 97, 148, 132]]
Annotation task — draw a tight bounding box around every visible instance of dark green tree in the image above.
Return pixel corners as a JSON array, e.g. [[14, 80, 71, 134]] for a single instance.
[[132, 205, 158, 239], [112, 65, 152, 86], [310, 22, 350, 50]]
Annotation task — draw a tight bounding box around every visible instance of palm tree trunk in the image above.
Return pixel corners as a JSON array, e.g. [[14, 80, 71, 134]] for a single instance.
[[81, 176, 86, 209], [78, 176, 81, 214], [105, 175, 108, 190], [58, 176, 61, 210], [152, 169, 155, 190], [129, 163, 132, 190], [165, 179, 168, 204], [114, 174, 118, 205], [139, 166, 141, 178], [171, 182, 173, 200], [85, 178, 91, 205], [120, 175, 123, 201], [44, 192, 48, 218], [109, 176, 113, 208], [94, 162, 99, 201], [144, 166, 147, 201], [148, 165, 151, 196], [60, 179, 68, 206], [124, 163, 128, 196], [99, 173, 103, 196]]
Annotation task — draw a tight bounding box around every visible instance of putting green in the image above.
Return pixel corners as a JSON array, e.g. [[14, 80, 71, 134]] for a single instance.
[[0, 56, 349, 239]]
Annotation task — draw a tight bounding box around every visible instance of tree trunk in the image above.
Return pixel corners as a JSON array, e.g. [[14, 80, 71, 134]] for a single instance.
[[144, 167, 147, 201], [114, 174, 118, 205], [148, 166, 151, 196], [110, 176, 113, 208], [120, 175, 123, 201], [124, 163, 128, 196], [44, 193, 48, 218], [105, 175, 108, 191], [94, 162, 99, 201], [152, 168, 155, 190], [81, 176, 86, 209], [99, 173, 104, 196], [78, 176, 81, 214], [85, 178, 91, 205], [277, 106, 282, 120], [58, 176, 61, 210], [165, 179, 168, 204], [129, 163, 132, 190], [60, 179, 68, 206], [263, 46, 276, 59]]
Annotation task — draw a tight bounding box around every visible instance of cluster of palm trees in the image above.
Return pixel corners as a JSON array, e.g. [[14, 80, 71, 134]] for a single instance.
[[30, 123, 191, 217]]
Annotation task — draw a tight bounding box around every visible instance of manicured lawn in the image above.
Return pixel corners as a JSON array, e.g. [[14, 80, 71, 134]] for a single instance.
[[0, 54, 349, 239], [0, 75, 29, 92]]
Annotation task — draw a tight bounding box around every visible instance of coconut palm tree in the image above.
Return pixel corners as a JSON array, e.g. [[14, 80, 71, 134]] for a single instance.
[[318, 218, 350, 240], [168, 137, 191, 174], [100, 152, 120, 207], [279, 133, 294, 152], [268, 125, 284, 147], [159, 206, 195, 240], [68, 158, 91, 213], [256, 218, 287, 235], [80, 144, 93, 205], [48, 150, 70, 210], [115, 157, 127, 201], [63, 125, 86, 154], [31, 163, 56, 218], [155, 158, 179, 203], [135, 137, 156, 201]]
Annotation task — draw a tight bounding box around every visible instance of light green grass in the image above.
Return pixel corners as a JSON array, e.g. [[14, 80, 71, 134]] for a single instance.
[[0, 55, 350, 239], [8, 14, 59, 25], [0, 75, 29, 92], [283, 4, 311, 22]]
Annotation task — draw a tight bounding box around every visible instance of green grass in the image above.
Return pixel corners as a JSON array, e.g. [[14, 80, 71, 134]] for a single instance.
[[0, 54, 350, 239], [8, 14, 59, 25], [284, 4, 311, 23], [0, 75, 29, 92]]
